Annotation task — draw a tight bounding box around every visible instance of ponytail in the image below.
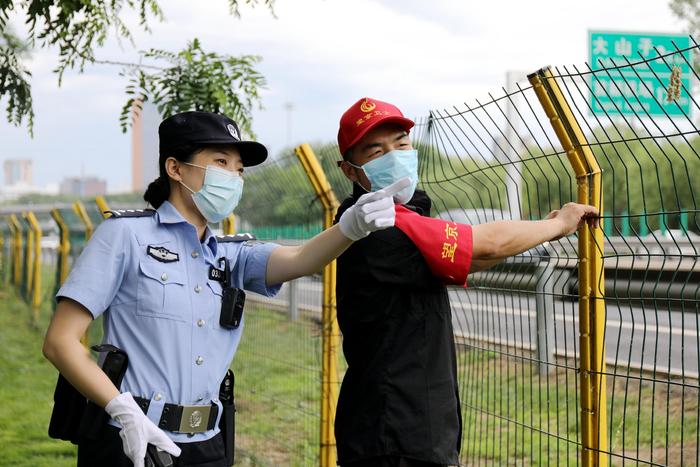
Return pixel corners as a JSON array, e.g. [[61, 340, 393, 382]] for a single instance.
[[144, 143, 204, 208], [144, 175, 170, 208]]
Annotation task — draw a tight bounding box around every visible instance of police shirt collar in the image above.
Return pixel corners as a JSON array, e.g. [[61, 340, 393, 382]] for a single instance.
[[156, 201, 219, 255]]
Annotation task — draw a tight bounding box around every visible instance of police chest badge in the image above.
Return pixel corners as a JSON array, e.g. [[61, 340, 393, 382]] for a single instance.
[[147, 245, 179, 263]]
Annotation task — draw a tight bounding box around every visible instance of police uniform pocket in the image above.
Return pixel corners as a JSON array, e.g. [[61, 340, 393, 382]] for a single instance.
[[206, 281, 224, 317], [206, 281, 223, 297], [136, 259, 188, 322]]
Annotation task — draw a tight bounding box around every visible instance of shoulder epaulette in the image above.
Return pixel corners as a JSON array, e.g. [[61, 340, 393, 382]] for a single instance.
[[104, 209, 156, 218], [216, 233, 257, 242]]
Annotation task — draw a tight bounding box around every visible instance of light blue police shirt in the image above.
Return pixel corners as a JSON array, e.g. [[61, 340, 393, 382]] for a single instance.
[[56, 200, 282, 442]]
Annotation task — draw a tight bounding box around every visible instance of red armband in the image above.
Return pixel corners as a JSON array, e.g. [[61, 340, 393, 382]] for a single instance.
[[394, 205, 473, 287]]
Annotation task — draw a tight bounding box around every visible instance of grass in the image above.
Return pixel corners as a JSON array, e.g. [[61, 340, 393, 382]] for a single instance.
[[0, 284, 77, 466], [233, 308, 325, 466], [0, 268, 326, 467], [457, 346, 699, 466], [1, 265, 697, 466]]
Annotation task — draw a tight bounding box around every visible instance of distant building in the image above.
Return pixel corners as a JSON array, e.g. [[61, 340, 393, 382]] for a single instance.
[[59, 176, 107, 197], [3, 159, 32, 185], [131, 100, 161, 192]]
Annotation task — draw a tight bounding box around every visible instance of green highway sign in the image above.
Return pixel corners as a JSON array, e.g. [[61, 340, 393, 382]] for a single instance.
[[588, 31, 692, 117]]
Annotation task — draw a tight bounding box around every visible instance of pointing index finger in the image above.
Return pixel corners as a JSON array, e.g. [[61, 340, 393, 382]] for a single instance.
[[377, 177, 411, 200]]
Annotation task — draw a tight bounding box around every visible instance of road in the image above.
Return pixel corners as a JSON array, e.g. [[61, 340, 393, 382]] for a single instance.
[[249, 277, 699, 379]]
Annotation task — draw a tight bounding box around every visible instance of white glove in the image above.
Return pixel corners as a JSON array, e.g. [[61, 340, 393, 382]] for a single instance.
[[339, 177, 412, 241], [105, 392, 181, 467]]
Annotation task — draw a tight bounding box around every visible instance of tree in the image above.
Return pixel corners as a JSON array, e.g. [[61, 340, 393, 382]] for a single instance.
[[0, 0, 273, 134], [670, 0, 700, 37], [1, 25, 33, 134], [120, 38, 265, 136]]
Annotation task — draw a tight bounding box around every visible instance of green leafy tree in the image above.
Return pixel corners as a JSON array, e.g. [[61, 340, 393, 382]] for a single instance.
[[0, 0, 273, 134], [120, 38, 265, 136], [0, 26, 33, 134], [670, 0, 700, 37]]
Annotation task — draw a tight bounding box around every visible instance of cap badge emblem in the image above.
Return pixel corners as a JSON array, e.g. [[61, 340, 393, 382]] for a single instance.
[[227, 124, 239, 140], [360, 99, 376, 113]]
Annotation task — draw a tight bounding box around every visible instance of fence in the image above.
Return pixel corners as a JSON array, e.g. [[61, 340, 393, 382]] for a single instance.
[[413, 74, 595, 465], [232, 142, 352, 465], [2, 40, 699, 467], [411, 41, 699, 465]]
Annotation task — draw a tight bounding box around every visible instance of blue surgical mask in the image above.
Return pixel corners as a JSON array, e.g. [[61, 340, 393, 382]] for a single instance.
[[349, 149, 418, 204], [180, 163, 244, 223]]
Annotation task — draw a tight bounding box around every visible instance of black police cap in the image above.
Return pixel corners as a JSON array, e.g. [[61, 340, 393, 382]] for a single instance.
[[158, 111, 267, 167]]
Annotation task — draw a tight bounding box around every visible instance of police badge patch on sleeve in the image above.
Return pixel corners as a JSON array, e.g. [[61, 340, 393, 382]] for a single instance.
[[147, 245, 180, 263]]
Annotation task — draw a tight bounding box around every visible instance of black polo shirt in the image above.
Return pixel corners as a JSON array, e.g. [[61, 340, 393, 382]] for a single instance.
[[334, 186, 461, 465]]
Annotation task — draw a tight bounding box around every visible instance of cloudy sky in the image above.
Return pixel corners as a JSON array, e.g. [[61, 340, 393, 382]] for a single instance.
[[0, 0, 686, 191]]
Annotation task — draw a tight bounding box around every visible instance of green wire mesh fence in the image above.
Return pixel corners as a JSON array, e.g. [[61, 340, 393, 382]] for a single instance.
[[234, 145, 350, 465], [555, 38, 699, 466], [408, 38, 699, 466], [413, 82, 585, 466]]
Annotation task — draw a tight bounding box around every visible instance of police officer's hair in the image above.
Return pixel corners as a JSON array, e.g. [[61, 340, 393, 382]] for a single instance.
[[144, 144, 203, 208]]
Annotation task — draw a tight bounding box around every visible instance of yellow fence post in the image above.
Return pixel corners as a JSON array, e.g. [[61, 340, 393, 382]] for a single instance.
[[73, 201, 94, 240], [528, 67, 607, 466], [294, 143, 340, 467], [50, 209, 72, 287], [74, 201, 94, 346], [0, 224, 4, 286], [9, 214, 22, 289], [95, 196, 111, 218], [223, 214, 236, 235], [6, 217, 15, 287], [26, 212, 42, 321], [22, 212, 35, 302]]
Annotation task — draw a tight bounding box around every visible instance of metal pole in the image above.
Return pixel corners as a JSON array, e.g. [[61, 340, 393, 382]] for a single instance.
[[0, 225, 4, 286], [95, 195, 111, 218], [22, 212, 34, 302], [51, 209, 71, 288], [294, 143, 340, 467], [285, 102, 295, 145], [534, 245, 556, 375], [288, 279, 300, 321], [73, 202, 94, 240], [7, 218, 15, 286], [26, 212, 42, 322], [504, 71, 528, 219], [223, 214, 236, 235], [529, 67, 607, 467], [73, 201, 94, 346], [9, 215, 22, 289]]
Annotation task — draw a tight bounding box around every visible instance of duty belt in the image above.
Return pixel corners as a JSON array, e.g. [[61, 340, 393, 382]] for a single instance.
[[134, 396, 219, 434]]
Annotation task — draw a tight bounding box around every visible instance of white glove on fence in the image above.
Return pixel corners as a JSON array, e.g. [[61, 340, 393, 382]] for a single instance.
[[105, 392, 181, 467], [339, 177, 411, 241]]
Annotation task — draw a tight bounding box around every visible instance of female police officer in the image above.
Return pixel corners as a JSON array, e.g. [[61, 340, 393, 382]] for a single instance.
[[43, 111, 410, 467]]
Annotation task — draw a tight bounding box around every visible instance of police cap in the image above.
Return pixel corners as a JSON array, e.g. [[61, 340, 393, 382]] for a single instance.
[[159, 111, 267, 167]]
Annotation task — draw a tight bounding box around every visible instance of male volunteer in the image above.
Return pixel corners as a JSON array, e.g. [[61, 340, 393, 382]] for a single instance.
[[333, 97, 598, 467]]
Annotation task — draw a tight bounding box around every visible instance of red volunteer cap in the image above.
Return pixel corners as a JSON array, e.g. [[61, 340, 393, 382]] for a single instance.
[[337, 97, 414, 155]]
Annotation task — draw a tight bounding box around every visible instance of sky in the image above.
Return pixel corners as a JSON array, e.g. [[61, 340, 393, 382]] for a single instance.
[[0, 0, 687, 192]]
